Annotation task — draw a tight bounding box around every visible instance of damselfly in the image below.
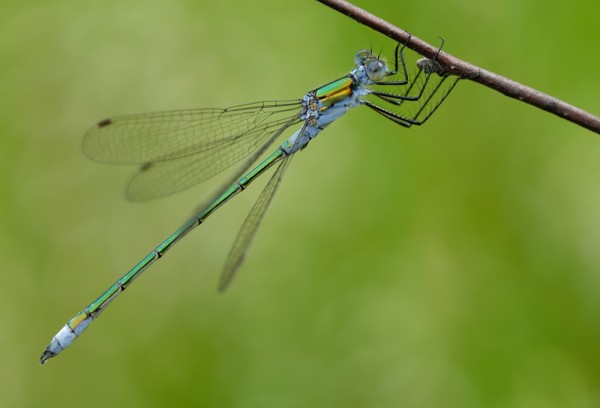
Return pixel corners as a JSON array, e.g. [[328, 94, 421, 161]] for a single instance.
[[40, 39, 460, 363]]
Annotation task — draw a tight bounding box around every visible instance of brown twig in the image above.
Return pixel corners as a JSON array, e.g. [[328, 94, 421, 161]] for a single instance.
[[317, 0, 600, 135]]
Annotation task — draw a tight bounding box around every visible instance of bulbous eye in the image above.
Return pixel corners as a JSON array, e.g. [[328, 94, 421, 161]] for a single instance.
[[354, 49, 371, 67], [366, 59, 387, 81]]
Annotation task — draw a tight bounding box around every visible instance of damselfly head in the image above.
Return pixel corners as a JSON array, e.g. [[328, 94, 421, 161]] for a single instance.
[[354, 49, 372, 67], [365, 58, 387, 81], [354, 49, 388, 82]]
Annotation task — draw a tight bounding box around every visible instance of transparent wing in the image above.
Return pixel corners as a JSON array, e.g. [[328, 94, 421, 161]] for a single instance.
[[124, 113, 300, 200], [83, 100, 303, 200], [83, 100, 301, 163], [219, 155, 293, 292]]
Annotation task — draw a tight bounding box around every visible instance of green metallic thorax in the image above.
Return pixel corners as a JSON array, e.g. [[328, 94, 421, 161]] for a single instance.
[[315, 77, 353, 110]]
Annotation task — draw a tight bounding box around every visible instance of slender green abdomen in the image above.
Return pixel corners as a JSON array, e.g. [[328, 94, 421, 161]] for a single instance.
[[61, 148, 287, 347]]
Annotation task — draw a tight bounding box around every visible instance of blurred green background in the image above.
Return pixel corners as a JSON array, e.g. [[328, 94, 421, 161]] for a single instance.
[[2, 0, 599, 407]]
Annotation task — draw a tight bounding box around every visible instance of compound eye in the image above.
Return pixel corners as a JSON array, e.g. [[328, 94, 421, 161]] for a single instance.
[[366, 59, 387, 81], [354, 49, 371, 67]]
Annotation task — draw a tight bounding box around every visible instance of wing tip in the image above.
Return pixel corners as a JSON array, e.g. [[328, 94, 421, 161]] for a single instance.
[[97, 118, 113, 128]]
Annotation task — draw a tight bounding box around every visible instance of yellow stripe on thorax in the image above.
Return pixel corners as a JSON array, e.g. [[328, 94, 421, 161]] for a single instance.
[[315, 77, 353, 111]]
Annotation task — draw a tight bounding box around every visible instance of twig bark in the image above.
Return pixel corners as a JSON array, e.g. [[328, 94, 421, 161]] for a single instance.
[[317, 0, 600, 135]]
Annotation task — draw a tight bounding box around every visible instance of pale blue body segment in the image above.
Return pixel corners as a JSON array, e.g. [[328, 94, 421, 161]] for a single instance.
[[40, 43, 459, 364]]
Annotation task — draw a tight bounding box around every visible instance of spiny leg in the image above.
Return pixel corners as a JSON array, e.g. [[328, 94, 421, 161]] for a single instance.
[[369, 38, 446, 104], [363, 38, 460, 127], [373, 34, 413, 86]]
